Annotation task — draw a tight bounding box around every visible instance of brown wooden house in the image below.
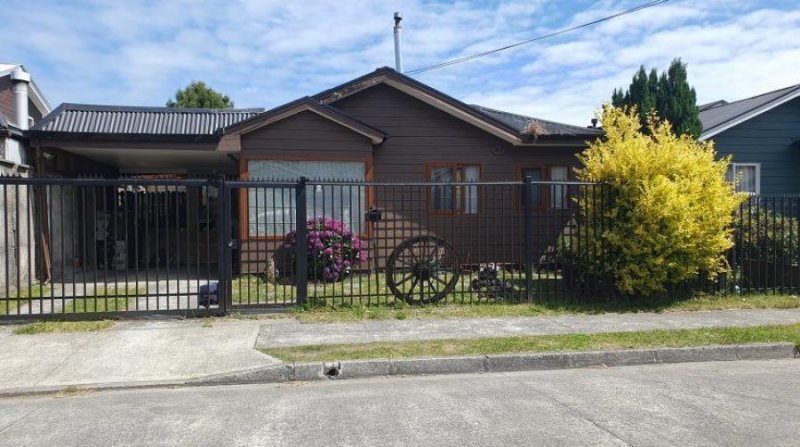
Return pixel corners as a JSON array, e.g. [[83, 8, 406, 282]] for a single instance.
[[26, 67, 602, 276]]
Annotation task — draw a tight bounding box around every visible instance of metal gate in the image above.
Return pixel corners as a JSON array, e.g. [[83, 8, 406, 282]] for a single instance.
[[0, 176, 226, 320]]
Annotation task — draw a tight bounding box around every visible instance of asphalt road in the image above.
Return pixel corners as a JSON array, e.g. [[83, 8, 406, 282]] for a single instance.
[[1, 360, 798, 446]]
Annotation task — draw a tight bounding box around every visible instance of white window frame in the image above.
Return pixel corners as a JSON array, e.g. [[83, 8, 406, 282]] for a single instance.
[[549, 165, 569, 209], [727, 162, 761, 195], [246, 160, 367, 238]]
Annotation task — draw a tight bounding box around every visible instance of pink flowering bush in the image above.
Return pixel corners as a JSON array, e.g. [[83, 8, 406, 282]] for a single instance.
[[284, 218, 367, 282]]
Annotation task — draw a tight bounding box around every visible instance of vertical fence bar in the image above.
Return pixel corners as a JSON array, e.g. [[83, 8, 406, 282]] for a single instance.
[[217, 179, 231, 314], [523, 176, 533, 303], [295, 177, 308, 306]]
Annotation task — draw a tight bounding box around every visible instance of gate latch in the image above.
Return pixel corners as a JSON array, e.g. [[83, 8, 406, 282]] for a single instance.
[[228, 239, 239, 249]]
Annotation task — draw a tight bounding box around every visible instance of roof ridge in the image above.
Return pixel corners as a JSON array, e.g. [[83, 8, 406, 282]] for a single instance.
[[713, 83, 800, 108], [470, 104, 601, 134], [59, 103, 265, 113]]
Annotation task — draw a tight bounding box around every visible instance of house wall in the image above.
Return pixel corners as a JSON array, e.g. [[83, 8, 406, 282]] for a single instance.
[[238, 110, 374, 273], [0, 176, 38, 298], [240, 110, 374, 158], [710, 98, 800, 194], [332, 83, 583, 181], [235, 84, 588, 275], [0, 75, 13, 122]]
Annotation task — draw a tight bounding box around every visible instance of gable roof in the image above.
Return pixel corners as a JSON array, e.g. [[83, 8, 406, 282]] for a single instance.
[[0, 64, 51, 115], [314, 67, 600, 144], [28, 67, 599, 147], [221, 97, 386, 144], [699, 83, 800, 140], [217, 97, 385, 152], [30, 103, 263, 139]]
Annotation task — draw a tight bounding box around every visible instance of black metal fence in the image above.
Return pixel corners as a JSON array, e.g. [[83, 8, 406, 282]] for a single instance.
[[0, 176, 224, 319], [730, 195, 800, 295], [224, 178, 610, 308], [1, 175, 797, 320]]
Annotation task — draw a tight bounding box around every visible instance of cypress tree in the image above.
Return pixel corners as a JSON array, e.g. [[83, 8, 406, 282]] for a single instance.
[[610, 58, 702, 138]]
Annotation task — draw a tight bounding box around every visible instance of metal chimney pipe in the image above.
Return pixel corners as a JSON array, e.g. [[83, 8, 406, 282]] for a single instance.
[[393, 12, 403, 73], [10, 68, 31, 130]]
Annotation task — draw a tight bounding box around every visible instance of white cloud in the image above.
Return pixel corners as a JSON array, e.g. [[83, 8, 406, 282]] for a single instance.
[[0, 0, 796, 128]]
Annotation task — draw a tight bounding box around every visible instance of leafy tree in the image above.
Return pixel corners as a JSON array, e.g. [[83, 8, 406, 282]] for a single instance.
[[611, 59, 702, 137], [571, 105, 745, 296], [166, 81, 234, 108]]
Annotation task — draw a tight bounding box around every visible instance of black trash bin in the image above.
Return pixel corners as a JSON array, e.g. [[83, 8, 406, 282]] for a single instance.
[[198, 281, 219, 306]]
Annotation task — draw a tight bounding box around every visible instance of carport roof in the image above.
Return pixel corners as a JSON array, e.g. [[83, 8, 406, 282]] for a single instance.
[[29, 103, 264, 138]]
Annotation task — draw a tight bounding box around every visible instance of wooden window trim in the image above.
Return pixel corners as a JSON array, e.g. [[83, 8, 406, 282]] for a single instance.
[[515, 164, 547, 211], [239, 155, 375, 241], [424, 162, 484, 216], [514, 164, 572, 211]]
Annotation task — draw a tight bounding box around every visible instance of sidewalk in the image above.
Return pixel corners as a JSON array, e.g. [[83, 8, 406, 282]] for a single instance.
[[0, 319, 277, 394], [1, 308, 799, 394], [257, 308, 800, 348]]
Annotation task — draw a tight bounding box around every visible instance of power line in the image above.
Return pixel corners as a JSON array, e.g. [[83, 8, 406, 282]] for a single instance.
[[405, 0, 671, 75]]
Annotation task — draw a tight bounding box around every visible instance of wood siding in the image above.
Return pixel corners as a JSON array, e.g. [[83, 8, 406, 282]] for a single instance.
[[240, 110, 374, 158], [0, 76, 12, 122], [710, 98, 800, 194], [235, 84, 588, 275], [331, 83, 584, 181]]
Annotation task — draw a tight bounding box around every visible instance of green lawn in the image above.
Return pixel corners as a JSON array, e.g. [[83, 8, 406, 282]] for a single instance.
[[13, 320, 114, 335], [228, 272, 800, 323], [63, 284, 145, 313], [231, 271, 547, 307], [290, 292, 800, 323], [261, 323, 800, 362], [0, 283, 52, 316]]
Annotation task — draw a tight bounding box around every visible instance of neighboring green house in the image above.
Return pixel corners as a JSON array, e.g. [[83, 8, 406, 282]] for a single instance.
[[699, 83, 800, 195]]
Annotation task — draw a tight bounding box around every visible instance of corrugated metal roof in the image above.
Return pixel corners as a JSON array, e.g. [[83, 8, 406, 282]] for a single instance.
[[32, 104, 264, 135], [470, 105, 603, 137], [700, 84, 800, 138]]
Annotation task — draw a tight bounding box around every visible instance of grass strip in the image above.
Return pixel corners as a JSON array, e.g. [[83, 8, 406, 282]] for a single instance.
[[260, 323, 800, 362], [13, 320, 114, 335], [289, 294, 800, 323]]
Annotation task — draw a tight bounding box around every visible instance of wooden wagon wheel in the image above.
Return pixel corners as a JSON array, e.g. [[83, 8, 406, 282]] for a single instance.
[[386, 236, 460, 304]]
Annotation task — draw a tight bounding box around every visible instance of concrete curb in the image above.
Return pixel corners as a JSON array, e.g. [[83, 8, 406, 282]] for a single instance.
[[189, 343, 799, 386], [1, 343, 795, 398]]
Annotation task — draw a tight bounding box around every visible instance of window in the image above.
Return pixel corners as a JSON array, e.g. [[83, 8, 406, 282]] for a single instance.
[[549, 166, 569, 209], [246, 160, 367, 237], [429, 164, 480, 214], [519, 167, 543, 208], [726, 163, 760, 194], [520, 165, 571, 209]]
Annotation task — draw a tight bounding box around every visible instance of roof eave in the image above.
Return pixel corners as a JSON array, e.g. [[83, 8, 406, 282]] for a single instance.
[[26, 131, 222, 144], [699, 87, 800, 141]]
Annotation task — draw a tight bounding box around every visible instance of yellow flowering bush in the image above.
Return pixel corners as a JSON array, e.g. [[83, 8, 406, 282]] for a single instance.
[[572, 105, 746, 296]]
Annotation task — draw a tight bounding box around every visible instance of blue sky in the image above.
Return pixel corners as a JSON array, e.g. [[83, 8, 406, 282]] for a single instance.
[[2, 0, 799, 125]]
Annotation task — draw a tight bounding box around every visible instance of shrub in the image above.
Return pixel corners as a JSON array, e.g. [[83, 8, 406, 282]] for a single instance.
[[571, 105, 746, 296], [284, 218, 367, 282], [737, 203, 800, 265]]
